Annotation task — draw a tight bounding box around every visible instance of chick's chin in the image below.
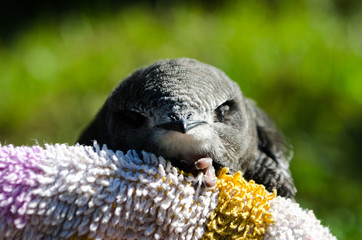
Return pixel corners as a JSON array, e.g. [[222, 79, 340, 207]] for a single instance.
[[150, 125, 223, 170]]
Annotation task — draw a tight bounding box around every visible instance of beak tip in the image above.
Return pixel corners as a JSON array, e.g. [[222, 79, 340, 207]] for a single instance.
[[181, 121, 188, 133]]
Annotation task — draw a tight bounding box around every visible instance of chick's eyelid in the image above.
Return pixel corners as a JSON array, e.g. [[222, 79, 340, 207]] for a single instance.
[[120, 110, 148, 125], [127, 108, 151, 118]]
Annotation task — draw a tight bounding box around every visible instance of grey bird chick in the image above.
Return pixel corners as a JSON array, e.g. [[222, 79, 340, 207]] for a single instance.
[[78, 58, 296, 198]]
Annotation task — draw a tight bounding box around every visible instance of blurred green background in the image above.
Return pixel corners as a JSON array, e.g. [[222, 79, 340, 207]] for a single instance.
[[1, 0, 361, 238]]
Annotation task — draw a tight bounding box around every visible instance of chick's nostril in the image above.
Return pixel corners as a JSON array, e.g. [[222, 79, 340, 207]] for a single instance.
[[186, 113, 193, 120]]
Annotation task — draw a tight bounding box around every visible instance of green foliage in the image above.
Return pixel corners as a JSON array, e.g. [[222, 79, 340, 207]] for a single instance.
[[0, 0, 361, 238]]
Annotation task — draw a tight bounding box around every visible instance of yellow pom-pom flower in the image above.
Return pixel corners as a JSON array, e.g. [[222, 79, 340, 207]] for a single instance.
[[203, 168, 276, 240]]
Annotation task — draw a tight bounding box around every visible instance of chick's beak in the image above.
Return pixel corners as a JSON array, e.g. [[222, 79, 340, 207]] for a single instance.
[[156, 118, 207, 133]]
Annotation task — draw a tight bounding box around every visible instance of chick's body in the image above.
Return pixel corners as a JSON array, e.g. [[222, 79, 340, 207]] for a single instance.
[[78, 58, 296, 198]]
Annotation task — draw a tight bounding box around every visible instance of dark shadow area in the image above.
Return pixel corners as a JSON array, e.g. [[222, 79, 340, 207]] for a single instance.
[[1, 0, 361, 42], [0, 0, 225, 42]]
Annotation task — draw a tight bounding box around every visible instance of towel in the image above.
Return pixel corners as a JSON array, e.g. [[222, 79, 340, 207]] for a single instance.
[[0, 143, 336, 240]]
